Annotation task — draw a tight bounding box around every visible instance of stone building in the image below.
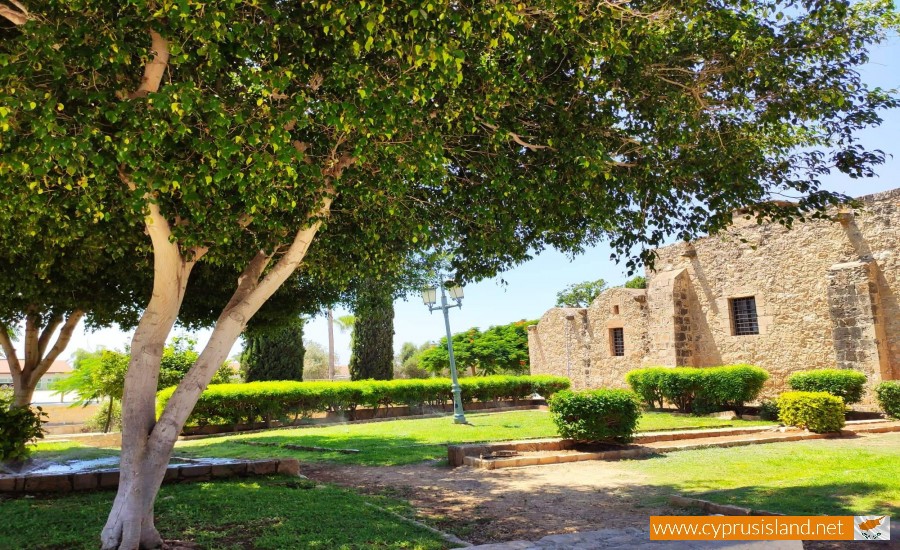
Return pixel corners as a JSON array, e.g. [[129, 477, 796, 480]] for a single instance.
[[528, 188, 900, 403]]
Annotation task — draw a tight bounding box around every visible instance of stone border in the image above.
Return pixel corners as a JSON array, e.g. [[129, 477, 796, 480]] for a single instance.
[[451, 421, 900, 469], [362, 502, 471, 548], [0, 458, 300, 494], [669, 495, 784, 516]]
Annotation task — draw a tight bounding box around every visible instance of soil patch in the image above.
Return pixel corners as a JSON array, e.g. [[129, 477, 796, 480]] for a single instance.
[[303, 460, 682, 545]]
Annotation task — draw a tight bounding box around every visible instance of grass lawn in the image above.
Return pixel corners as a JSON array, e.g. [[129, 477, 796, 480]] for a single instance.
[[625, 433, 900, 516], [0, 476, 451, 550], [174, 410, 772, 466]]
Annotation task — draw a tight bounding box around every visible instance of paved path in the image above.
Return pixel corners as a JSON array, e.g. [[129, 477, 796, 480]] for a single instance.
[[468, 528, 802, 549]]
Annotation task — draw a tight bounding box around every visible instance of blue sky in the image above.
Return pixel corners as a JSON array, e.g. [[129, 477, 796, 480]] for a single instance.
[[71, 34, 900, 365]]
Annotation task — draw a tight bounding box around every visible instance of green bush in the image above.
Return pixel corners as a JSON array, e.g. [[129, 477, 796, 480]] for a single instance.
[[625, 367, 668, 409], [787, 369, 867, 405], [626, 365, 768, 414], [698, 364, 769, 415], [777, 391, 845, 433], [758, 399, 780, 421], [548, 389, 641, 443], [875, 381, 900, 419], [157, 375, 570, 427], [0, 390, 47, 462]]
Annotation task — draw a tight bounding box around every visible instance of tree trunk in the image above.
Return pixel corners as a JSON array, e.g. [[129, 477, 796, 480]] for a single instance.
[[0, 312, 84, 409], [327, 309, 336, 380]]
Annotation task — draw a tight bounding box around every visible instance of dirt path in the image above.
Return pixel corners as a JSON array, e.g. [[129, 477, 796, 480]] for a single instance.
[[303, 460, 682, 545]]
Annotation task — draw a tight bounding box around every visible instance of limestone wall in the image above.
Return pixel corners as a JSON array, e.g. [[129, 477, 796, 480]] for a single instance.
[[527, 307, 591, 389], [529, 188, 900, 403]]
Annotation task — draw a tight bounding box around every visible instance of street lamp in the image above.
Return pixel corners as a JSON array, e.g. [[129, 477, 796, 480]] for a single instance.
[[421, 278, 467, 424]]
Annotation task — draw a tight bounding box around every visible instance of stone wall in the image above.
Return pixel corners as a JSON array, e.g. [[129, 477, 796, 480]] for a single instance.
[[529, 188, 900, 403]]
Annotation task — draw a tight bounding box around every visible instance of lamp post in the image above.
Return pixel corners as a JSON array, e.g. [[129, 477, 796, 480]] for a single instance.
[[421, 278, 467, 424]]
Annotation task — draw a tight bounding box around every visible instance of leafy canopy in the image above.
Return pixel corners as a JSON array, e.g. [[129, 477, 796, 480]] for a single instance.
[[1, 0, 895, 289], [555, 279, 608, 308]]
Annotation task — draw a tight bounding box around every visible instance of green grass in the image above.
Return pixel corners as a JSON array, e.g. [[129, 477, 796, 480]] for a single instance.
[[176, 410, 773, 466], [625, 433, 900, 516], [0, 476, 452, 550]]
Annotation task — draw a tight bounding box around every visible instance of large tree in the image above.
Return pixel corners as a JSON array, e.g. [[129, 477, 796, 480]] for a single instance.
[[1, 0, 895, 548]]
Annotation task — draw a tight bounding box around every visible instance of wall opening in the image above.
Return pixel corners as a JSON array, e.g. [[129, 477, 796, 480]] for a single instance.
[[730, 296, 760, 336], [610, 328, 625, 356], [612, 305, 620, 315]]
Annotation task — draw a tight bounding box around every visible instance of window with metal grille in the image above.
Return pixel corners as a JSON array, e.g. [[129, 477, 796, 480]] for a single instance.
[[730, 297, 759, 336], [610, 328, 625, 356]]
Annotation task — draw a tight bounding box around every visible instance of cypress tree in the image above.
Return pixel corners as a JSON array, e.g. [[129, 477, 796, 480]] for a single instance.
[[243, 318, 305, 382], [349, 283, 395, 380]]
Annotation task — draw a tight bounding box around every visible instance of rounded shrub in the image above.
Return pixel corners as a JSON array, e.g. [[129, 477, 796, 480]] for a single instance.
[[625, 367, 668, 409], [776, 391, 845, 433], [0, 390, 47, 461], [787, 369, 866, 405], [875, 381, 900, 419], [697, 364, 769, 415], [548, 389, 641, 443], [658, 368, 706, 413]]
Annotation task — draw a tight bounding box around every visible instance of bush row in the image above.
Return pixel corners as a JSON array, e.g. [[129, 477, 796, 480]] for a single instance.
[[548, 389, 641, 443], [626, 365, 768, 415], [787, 369, 867, 405], [157, 375, 570, 427]]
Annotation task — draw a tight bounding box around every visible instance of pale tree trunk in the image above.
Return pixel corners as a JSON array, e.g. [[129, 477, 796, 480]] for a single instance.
[[327, 309, 336, 380], [101, 198, 332, 549], [0, 311, 85, 409]]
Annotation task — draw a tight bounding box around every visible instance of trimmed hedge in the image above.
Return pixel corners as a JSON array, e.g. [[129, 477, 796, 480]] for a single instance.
[[787, 369, 866, 405], [548, 389, 641, 443], [157, 375, 570, 427], [875, 381, 900, 419], [626, 365, 769, 415], [777, 391, 845, 433]]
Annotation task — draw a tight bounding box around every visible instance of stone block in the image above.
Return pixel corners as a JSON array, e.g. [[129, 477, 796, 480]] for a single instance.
[[98, 470, 120, 489], [163, 466, 180, 483], [0, 476, 18, 492], [72, 472, 99, 491], [211, 462, 247, 478], [247, 460, 278, 475], [447, 445, 466, 467], [24, 474, 72, 493], [276, 459, 301, 476], [179, 465, 211, 479]]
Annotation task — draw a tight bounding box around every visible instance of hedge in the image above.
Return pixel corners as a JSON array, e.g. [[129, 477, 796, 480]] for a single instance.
[[157, 375, 570, 427], [875, 381, 900, 419], [626, 365, 769, 415], [787, 369, 867, 405], [548, 389, 641, 443], [777, 391, 845, 433]]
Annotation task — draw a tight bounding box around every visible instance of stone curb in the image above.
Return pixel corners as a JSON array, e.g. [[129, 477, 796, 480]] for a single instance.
[[362, 502, 472, 548], [453, 421, 900, 469], [669, 495, 785, 516], [0, 458, 300, 495]]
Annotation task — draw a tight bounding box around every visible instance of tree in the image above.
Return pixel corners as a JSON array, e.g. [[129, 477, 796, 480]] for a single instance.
[[349, 284, 394, 380], [419, 320, 536, 376], [242, 318, 305, 382], [302, 339, 330, 380], [555, 279, 608, 308], [52, 349, 129, 433], [394, 341, 432, 379], [1, 1, 895, 547], [624, 276, 647, 290]]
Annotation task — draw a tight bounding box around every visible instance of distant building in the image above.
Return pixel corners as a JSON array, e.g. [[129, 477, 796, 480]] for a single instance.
[[528, 189, 900, 404], [0, 359, 73, 391]]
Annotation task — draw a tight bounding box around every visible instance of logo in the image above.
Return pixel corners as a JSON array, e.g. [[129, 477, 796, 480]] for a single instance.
[[854, 516, 890, 541]]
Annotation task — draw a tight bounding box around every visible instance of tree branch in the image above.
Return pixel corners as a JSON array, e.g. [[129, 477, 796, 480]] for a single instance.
[[32, 310, 84, 382], [476, 117, 555, 151], [37, 313, 63, 359], [0, 0, 31, 25], [130, 31, 170, 99], [0, 323, 21, 377]]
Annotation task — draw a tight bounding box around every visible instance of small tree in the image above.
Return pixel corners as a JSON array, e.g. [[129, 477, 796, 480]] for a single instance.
[[349, 284, 394, 381], [302, 339, 330, 380], [555, 279, 608, 308], [242, 319, 305, 382], [624, 276, 647, 289]]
